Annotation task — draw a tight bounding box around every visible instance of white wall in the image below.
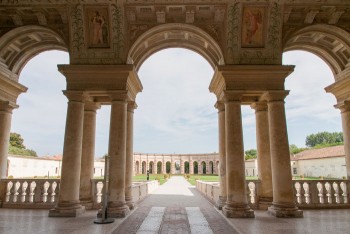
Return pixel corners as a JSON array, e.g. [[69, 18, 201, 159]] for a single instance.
[[295, 157, 346, 178]]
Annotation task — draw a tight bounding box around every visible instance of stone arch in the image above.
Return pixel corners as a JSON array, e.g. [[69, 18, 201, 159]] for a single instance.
[[149, 161, 154, 174], [193, 161, 198, 174], [0, 25, 68, 80], [157, 161, 162, 174], [142, 161, 147, 174], [166, 161, 171, 174], [127, 23, 225, 71], [201, 161, 207, 174], [283, 24, 350, 80], [209, 161, 214, 174], [184, 161, 189, 174]]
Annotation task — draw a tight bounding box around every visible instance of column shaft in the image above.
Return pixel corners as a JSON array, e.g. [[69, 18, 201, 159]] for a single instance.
[[125, 103, 135, 209], [265, 91, 302, 218], [223, 100, 254, 218], [252, 102, 273, 208], [79, 103, 99, 209], [216, 102, 226, 209], [108, 100, 129, 217], [341, 108, 350, 179], [0, 102, 13, 179], [49, 94, 85, 217]]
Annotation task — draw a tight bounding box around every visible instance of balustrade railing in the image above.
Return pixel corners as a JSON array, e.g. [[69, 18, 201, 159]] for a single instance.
[[0, 178, 158, 209], [196, 179, 350, 209]]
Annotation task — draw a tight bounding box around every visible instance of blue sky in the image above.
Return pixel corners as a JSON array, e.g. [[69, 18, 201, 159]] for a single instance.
[[10, 49, 342, 157]]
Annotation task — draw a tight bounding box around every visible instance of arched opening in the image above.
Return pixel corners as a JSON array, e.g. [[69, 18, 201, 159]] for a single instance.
[[174, 161, 180, 174], [209, 161, 214, 174], [157, 161, 162, 174], [193, 161, 198, 174], [149, 161, 154, 174], [166, 161, 171, 174], [184, 161, 189, 174], [142, 161, 147, 174], [201, 161, 206, 174], [135, 161, 140, 174]]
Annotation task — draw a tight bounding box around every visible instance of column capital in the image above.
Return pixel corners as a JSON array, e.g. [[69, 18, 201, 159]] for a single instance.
[[251, 102, 268, 112], [127, 101, 138, 112], [84, 102, 101, 112], [63, 91, 88, 102], [335, 100, 350, 113], [223, 91, 243, 102], [260, 90, 290, 102], [215, 101, 225, 112], [108, 91, 128, 102], [0, 101, 17, 113]]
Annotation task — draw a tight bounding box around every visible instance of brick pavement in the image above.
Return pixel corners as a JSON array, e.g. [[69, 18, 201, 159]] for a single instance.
[[112, 176, 238, 234]]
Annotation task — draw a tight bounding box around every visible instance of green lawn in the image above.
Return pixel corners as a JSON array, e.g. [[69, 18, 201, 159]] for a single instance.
[[133, 174, 168, 185], [185, 175, 259, 185]]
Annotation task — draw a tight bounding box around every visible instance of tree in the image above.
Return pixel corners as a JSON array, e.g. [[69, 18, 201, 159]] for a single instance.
[[8, 132, 37, 157], [245, 149, 257, 160], [289, 144, 307, 154], [305, 131, 343, 147], [10, 133, 25, 149]]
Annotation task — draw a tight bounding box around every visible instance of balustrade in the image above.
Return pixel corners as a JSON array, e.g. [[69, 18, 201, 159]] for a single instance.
[[0, 179, 158, 209], [196, 179, 350, 209]]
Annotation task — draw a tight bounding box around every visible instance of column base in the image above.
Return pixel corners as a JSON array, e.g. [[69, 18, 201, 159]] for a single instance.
[[104, 202, 130, 218], [268, 203, 303, 218], [258, 197, 273, 210], [125, 196, 135, 210], [215, 196, 226, 210], [48, 202, 85, 217], [80, 199, 93, 210], [222, 203, 255, 218]]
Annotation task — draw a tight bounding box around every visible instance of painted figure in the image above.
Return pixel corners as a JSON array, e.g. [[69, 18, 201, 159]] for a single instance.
[[244, 9, 263, 45], [92, 11, 105, 44]]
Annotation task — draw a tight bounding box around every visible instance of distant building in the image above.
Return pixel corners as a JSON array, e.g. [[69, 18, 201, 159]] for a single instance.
[[291, 145, 346, 178]]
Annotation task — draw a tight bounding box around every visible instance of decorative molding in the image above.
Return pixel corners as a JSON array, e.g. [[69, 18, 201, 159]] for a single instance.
[[227, 2, 240, 64]]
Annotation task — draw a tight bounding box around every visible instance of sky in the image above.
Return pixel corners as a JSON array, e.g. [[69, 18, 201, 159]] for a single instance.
[[10, 49, 342, 157]]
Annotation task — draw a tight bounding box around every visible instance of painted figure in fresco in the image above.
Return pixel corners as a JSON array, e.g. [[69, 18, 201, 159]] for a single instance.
[[92, 11, 105, 45], [244, 9, 263, 45]]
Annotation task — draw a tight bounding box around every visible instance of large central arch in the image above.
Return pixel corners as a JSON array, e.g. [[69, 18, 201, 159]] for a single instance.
[[127, 23, 225, 71]]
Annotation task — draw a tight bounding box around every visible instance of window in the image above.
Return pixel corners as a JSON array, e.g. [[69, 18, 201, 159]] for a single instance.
[[293, 168, 297, 174]]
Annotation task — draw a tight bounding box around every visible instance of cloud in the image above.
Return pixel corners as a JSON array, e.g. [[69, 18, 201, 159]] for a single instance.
[[11, 49, 343, 156]]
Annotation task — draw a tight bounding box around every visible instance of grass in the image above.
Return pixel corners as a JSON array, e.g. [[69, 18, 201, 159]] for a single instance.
[[133, 174, 169, 185], [185, 175, 259, 185]]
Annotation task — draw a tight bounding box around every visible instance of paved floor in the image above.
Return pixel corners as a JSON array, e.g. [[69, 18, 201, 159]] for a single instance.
[[0, 177, 350, 234]]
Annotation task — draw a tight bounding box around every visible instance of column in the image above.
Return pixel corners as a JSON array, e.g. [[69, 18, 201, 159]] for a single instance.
[[263, 91, 302, 218], [79, 102, 100, 209], [0, 101, 15, 179], [125, 102, 136, 210], [222, 95, 254, 218], [189, 159, 194, 174], [107, 97, 130, 218], [180, 159, 185, 174], [215, 102, 227, 210], [336, 101, 350, 179], [251, 102, 273, 209], [49, 91, 85, 217]]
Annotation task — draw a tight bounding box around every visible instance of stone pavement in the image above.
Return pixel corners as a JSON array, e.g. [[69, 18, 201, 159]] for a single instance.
[[112, 176, 237, 234]]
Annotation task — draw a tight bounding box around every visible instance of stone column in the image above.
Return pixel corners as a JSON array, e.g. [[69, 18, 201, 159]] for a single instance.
[[189, 159, 194, 174], [337, 102, 350, 179], [251, 102, 273, 209], [49, 91, 86, 217], [79, 102, 100, 209], [222, 95, 254, 218], [180, 159, 185, 174], [125, 102, 136, 210], [215, 102, 227, 210], [107, 97, 130, 218], [263, 91, 302, 218], [0, 102, 15, 179]]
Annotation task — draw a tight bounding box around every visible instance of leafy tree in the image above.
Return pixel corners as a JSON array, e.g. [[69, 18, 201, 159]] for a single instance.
[[305, 132, 343, 147], [8, 132, 37, 157], [289, 144, 308, 154], [9, 133, 25, 149], [245, 149, 257, 160]]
